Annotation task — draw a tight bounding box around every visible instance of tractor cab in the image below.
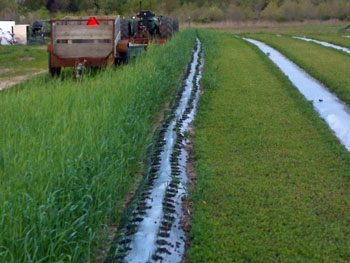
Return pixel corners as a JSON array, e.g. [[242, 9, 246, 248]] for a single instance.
[[137, 11, 156, 27], [134, 10, 159, 36]]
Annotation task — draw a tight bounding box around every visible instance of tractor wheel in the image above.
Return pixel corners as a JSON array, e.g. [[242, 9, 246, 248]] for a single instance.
[[173, 19, 179, 33], [120, 19, 130, 40], [160, 17, 174, 39], [49, 54, 61, 77]]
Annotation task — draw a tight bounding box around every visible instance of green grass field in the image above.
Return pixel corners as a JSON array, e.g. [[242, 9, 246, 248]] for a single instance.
[[0, 30, 196, 263], [0, 45, 47, 80], [212, 22, 348, 35], [242, 33, 350, 106], [187, 31, 350, 262], [2, 24, 350, 263], [211, 22, 350, 48]]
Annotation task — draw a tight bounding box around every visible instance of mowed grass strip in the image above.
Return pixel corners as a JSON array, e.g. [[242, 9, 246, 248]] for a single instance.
[[244, 34, 350, 106], [0, 30, 196, 263], [0, 45, 47, 79], [188, 31, 350, 262]]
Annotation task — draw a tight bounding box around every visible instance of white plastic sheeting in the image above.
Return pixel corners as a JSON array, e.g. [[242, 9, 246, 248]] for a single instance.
[[293, 36, 350, 54], [244, 38, 350, 151], [122, 39, 203, 263]]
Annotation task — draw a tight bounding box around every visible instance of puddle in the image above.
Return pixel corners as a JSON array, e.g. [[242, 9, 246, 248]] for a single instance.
[[244, 38, 350, 151], [293, 36, 350, 54], [106, 39, 203, 263]]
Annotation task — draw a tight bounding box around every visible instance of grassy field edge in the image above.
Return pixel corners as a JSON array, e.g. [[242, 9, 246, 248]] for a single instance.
[[188, 30, 350, 262]]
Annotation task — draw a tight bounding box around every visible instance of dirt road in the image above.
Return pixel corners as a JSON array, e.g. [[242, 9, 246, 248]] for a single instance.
[[0, 70, 46, 91]]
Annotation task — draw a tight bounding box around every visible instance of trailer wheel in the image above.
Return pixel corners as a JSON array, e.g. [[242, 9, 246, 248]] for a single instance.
[[120, 19, 130, 40], [49, 54, 61, 77], [119, 50, 130, 64], [160, 17, 174, 39]]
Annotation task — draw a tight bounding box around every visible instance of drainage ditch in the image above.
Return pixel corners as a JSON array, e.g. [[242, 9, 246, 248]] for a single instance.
[[244, 37, 350, 151], [106, 38, 203, 263]]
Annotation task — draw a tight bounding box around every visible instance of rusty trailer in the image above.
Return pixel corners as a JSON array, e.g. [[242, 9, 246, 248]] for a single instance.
[[47, 16, 127, 77]]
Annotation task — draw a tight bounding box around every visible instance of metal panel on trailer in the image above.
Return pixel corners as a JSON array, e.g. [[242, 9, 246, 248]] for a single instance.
[[49, 16, 121, 68], [53, 22, 114, 58], [54, 25, 113, 40], [55, 42, 112, 58]]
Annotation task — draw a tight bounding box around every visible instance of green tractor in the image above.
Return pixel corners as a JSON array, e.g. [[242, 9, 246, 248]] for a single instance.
[[115, 1, 179, 64], [120, 2, 179, 43]]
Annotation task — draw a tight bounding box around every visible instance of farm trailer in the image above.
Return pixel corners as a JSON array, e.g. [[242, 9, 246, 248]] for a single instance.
[[47, 16, 129, 77]]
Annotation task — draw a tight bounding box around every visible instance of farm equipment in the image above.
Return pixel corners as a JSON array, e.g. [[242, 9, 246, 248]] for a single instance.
[[30, 20, 50, 44], [47, 16, 124, 77], [117, 1, 179, 62], [47, 3, 179, 77]]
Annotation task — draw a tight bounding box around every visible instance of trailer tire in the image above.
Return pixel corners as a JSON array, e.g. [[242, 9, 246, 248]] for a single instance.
[[116, 50, 130, 65], [120, 19, 130, 40], [160, 17, 174, 39], [49, 54, 61, 77]]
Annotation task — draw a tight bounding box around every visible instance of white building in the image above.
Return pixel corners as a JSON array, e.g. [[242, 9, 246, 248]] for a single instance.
[[0, 21, 15, 33], [13, 24, 29, 45], [0, 21, 30, 45]]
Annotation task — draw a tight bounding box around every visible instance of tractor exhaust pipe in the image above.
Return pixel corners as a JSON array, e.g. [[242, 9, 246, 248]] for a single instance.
[[139, 0, 142, 12]]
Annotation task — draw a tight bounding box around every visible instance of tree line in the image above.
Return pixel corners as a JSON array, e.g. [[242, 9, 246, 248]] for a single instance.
[[0, 0, 349, 23]]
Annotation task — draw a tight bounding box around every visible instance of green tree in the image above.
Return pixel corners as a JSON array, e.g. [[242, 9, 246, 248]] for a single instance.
[[163, 0, 181, 14], [23, 0, 48, 10], [0, 0, 9, 10]]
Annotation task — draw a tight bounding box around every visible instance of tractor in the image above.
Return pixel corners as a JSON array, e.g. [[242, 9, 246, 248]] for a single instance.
[[116, 1, 179, 64]]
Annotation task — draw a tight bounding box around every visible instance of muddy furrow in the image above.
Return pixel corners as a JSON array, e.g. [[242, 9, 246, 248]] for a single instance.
[[293, 36, 350, 54], [244, 37, 350, 151], [106, 39, 203, 263]]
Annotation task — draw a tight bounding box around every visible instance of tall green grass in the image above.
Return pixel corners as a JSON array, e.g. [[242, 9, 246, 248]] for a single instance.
[[0, 29, 196, 263]]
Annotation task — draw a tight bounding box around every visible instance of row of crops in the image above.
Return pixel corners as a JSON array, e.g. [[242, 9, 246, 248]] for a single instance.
[[188, 30, 350, 262], [1, 26, 350, 262]]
